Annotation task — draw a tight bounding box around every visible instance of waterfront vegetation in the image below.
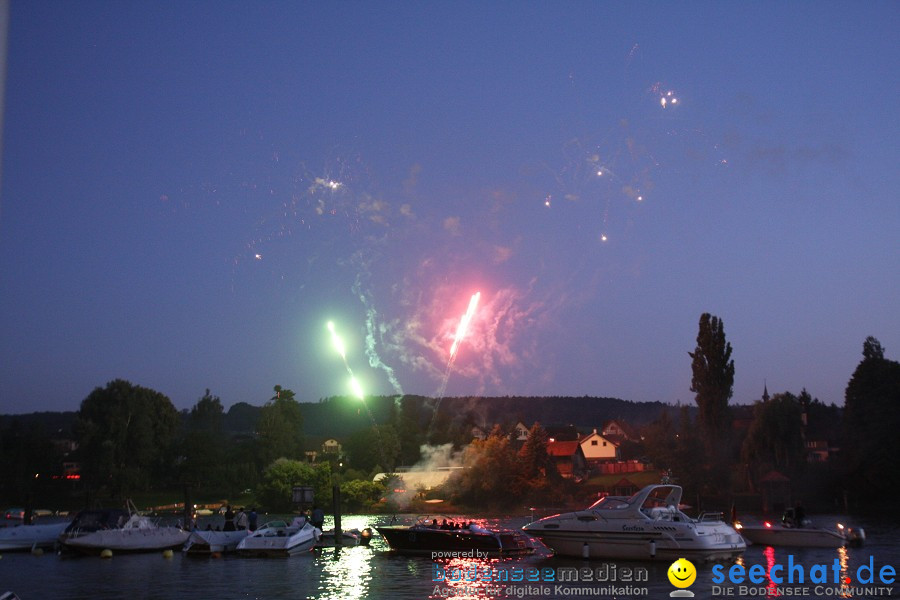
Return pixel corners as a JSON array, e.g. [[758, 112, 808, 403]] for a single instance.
[[1, 325, 897, 516]]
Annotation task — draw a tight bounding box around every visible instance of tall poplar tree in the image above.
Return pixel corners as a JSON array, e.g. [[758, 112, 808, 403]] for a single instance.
[[689, 313, 735, 462], [843, 337, 900, 499], [257, 385, 305, 465], [181, 389, 226, 489]]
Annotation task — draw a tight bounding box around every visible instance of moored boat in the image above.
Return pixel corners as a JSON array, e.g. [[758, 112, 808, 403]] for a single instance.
[[0, 521, 69, 552], [737, 520, 864, 548], [315, 528, 364, 548], [236, 517, 320, 557], [523, 484, 746, 561], [59, 507, 189, 555], [183, 529, 250, 554], [377, 517, 534, 556]]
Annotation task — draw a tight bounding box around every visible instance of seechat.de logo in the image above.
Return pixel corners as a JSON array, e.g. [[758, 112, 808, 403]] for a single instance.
[[668, 558, 696, 597]]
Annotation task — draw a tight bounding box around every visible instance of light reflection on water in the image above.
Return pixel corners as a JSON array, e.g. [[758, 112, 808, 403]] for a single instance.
[[0, 513, 897, 600]]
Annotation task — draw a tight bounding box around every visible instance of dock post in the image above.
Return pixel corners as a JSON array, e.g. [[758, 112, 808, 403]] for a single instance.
[[183, 483, 193, 530], [332, 484, 342, 546]]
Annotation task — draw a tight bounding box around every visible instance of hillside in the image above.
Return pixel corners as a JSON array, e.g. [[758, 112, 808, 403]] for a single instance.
[[1, 396, 681, 440]]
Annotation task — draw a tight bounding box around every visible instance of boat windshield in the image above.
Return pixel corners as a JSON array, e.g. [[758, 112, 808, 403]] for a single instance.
[[641, 487, 678, 509], [587, 496, 631, 510]]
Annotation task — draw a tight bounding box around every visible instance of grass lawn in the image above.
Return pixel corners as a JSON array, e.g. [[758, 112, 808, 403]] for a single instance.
[[583, 471, 662, 489]]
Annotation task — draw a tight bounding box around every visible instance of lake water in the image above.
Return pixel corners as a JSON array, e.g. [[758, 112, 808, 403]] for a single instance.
[[1, 513, 897, 599]]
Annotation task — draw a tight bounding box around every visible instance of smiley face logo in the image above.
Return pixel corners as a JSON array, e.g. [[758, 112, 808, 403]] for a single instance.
[[668, 557, 696, 588]]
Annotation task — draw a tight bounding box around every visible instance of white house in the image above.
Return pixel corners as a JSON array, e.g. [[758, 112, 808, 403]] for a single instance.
[[322, 438, 342, 454], [514, 421, 530, 441], [579, 428, 620, 462]]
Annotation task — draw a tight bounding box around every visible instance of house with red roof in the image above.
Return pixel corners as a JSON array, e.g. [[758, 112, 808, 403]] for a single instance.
[[546, 439, 588, 481]]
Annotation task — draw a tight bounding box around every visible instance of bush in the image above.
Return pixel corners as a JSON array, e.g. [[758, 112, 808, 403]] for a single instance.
[[256, 458, 331, 512]]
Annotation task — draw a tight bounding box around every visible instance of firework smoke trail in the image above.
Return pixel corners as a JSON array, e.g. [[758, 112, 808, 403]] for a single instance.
[[352, 273, 405, 411], [429, 292, 481, 434]]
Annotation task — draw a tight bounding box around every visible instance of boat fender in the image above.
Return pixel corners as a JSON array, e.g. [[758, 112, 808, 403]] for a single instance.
[[649, 539, 656, 558], [162, 549, 174, 559], [582, 542, 590, 559], [31, 547, 43, 556], [100, 549, 113, 559]]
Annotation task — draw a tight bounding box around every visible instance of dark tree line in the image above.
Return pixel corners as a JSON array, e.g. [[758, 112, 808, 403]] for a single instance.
[[1, 328, 896, 511]]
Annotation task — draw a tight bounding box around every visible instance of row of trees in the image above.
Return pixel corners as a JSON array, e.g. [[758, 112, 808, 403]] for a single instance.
[[72, 383, 303, 502], [1, 314, 895, 512], [681, 313, 899, 506], [4, 382, 399, 512], [444, 423, 575, 509]]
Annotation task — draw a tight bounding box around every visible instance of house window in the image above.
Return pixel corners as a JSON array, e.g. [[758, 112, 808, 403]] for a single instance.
[[591, 440, 598, 446], [602, 442, 607, 447]]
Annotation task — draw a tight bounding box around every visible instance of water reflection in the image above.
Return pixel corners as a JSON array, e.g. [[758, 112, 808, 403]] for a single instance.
[[316, 546, 373, 599], [758, 544, 863, 599], [431, 557, 501, 599], [764, 545, 779, 597], [314, 515, 374, 600], [837, 546, 851, 598]]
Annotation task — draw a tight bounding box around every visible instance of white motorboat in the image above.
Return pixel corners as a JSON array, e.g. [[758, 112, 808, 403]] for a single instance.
[[59, 507, 189, 555], [182, 529, 250, 554], [236, 517, 320, 557], [523, 484, 746, 561], [0, 521, 69, 551], [737, 520, 864, 548]]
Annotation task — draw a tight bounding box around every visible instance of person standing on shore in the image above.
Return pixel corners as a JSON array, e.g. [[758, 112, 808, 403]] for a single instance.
[[311, 505, 325, 530], [235, 507, 249, 531], [223, 505, 235, 531]]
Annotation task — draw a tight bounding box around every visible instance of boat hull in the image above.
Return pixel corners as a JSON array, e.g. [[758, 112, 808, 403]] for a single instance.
[[0, 522, 68, 551], [315, 529, 360, 548], [183, 530, 249, 554], [236, 521, 319, 557], [60, 528, 190, 555], [376, 526, 534, 556], [740, 526, 846, 548], [236, 535, 317, 557], [528, 527, 745, 561]]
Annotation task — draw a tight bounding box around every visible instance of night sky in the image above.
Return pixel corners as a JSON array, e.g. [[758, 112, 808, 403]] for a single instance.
[[1, 2, 897, 413]]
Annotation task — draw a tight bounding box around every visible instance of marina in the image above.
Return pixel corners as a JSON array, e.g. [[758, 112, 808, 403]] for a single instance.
[[1, 513, 897, 599]]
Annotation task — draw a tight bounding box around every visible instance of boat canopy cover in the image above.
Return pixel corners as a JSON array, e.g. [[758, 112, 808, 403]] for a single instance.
[[64, 509, 130, 533]]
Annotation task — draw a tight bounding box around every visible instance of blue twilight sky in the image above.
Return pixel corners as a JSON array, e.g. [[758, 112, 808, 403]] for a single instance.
[[1, 1, 897, 414]]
